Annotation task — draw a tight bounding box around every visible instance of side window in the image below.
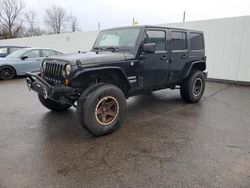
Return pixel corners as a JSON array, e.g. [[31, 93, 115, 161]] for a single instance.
[[171, 31, 187, 50], [55, 51, 63, 55], [42, 50, 59, 57], [190, 32, 204, 50], [144, 30, 166, 51], [0, 47, 8, 53], [23, 50, 40, 58], [9, 47, 22, 53]]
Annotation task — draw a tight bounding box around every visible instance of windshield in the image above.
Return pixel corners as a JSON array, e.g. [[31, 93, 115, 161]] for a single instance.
[[93, 28, 141, 51], [6, 48, 30, 59]]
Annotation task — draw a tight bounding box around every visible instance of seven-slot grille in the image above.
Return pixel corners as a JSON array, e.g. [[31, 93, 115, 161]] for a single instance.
[[44, 60, 66, 85]]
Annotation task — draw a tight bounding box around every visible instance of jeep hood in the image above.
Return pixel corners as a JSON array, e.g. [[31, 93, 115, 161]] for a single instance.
[[48, 51, 135, 65]]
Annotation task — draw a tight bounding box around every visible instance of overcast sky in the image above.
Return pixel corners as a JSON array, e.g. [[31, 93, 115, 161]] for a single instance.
[[24, 0, 250, 31]]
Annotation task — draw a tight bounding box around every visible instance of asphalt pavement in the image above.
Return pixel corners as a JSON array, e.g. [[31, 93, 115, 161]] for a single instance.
[[0, 78, 249, 188]]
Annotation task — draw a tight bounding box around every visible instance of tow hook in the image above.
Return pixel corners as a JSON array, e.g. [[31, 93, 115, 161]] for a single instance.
[[44, 90, 48, 99], [26, 78, 32, 91], [27, 84, 31, 91]]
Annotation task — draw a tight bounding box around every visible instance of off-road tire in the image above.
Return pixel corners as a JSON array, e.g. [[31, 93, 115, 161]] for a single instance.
[[38, 94, 72, 111], [180, 70, 205, 103], [77, 84, 126, 136], [0, 66, 16, 80]]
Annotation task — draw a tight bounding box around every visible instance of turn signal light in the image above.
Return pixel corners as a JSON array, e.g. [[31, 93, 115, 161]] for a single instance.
[[64, 79, 69, 86]]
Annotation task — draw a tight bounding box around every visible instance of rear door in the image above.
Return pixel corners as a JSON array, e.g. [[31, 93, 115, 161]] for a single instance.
[[141, 28, 171, 88], [169, 30, 189, 82]]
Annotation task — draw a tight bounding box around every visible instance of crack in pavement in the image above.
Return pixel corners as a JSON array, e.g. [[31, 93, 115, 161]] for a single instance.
[[203, 84, 232, 100], [55, 145, 96, 176], [226, 145, 250, 149]]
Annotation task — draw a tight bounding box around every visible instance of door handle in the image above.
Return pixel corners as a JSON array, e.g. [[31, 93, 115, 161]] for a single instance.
[[181, 54, 187, 59], [169, 57, 175, 63], [161, 55, 168, 60]]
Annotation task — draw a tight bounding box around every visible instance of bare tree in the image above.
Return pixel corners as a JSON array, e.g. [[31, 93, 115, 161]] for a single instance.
[[25, 10, 38, 36], [0, 0, 25, 38], [0, 25, 4, 39], [68, 13, 80, 32], [44, 5, 68, 34], [24, 10, 43, 37]]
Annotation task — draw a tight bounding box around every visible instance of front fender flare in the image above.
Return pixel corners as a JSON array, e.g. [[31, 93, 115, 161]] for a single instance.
[[71, 66, 131, 90]]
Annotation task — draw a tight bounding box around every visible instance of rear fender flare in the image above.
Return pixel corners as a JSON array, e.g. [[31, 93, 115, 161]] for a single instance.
[[182, 60, 206, 79]]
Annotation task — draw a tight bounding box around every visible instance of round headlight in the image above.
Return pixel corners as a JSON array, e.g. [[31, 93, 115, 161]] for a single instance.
[[65, 64, 71, 76]]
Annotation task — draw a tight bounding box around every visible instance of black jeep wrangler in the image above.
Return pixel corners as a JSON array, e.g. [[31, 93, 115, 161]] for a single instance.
[[26, 25, 207, 136]]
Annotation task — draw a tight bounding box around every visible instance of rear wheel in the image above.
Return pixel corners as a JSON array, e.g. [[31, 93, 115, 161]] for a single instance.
[[0, 66, 16, 80], [38, 94, 72, 111], [180, 70, 205, 103], [77, 84, 126, 136]]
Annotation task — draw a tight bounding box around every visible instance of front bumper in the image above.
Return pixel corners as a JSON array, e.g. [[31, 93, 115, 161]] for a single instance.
[[25, 72, 75, 102]]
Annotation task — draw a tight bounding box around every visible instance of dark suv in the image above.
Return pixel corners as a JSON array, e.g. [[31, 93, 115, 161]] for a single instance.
[[26, 26, 207, 136]]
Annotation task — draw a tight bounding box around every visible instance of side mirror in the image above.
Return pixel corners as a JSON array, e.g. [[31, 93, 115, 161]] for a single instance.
[[142, 43, 156, 53], [21, 56, 28, 60]]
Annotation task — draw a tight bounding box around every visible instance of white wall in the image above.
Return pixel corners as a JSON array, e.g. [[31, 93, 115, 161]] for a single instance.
[[164, 16, 250, 82], [0, 31, 99, 53], [1, 16, 250, 82]]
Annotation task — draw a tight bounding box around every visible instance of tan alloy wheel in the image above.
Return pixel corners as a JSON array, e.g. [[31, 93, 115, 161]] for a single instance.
[[95, 96, 119, 126]]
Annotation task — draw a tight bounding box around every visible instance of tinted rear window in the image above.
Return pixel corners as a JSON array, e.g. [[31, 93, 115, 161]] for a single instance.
[[42, 50, 61, 57], [171, 31, 187, 50], [190, 32, 204, 50]]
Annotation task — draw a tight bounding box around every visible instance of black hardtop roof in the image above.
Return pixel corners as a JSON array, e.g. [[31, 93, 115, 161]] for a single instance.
[[102, 25, 203, 33]]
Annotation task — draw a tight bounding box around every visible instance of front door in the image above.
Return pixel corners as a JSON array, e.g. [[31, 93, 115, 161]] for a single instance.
[[141, 29, 170, 88], [19, 49, 43, 73]]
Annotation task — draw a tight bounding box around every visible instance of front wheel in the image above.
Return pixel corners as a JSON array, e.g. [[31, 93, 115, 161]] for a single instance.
[[0, 66, 16, 80], [77, 84, 126, 136], [38, 94, 72, 111], [180, 70, 205, 103]]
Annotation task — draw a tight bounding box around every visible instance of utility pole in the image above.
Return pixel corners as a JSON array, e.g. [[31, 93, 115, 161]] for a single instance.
[[98, 22, 101, 30], [183, 11, 186, 22], [132, 18, 138, 25]]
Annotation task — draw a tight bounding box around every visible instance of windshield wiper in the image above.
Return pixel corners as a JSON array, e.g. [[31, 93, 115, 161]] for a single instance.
[[94, 46, 131, 53], [105, 47, 120, 52], [92, 47, 103, 51]]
